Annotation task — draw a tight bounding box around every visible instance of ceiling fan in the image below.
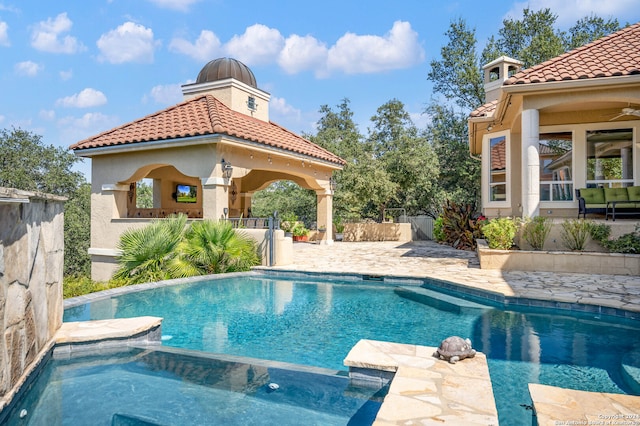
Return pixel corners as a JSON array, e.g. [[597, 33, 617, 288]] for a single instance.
[[609, 107, 640, 121]]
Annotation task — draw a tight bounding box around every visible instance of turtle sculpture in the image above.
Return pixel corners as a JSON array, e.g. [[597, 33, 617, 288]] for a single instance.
[[433, 336, 476, 364]]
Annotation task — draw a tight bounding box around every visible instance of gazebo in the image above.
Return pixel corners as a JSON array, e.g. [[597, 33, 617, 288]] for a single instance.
[[71, 58, 345, 281]]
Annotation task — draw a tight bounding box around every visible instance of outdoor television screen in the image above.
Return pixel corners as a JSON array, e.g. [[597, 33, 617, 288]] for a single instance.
[[175, 184, 197, 203]]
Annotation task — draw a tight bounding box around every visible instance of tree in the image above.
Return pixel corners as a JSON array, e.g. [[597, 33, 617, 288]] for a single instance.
[[251, 181, 316, 226], [427, 18, 484, 111], [565, 15, 621, 50], [367, 99, 439, 217], [425, 103, 480, 209], [0, 127, 90, 277], [0, 127, 84, 196], [64, 183, 91, 276], [487, 8, 564, 69]]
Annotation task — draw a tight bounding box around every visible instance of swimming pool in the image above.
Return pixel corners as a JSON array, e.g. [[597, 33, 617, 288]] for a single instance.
[[63, 272, 640, 425], [2, 347, 385, 425]]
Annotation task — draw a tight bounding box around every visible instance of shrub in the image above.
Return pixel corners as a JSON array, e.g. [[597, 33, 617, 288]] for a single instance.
[[560, 219, 593, 251], [589, 222, 611, 244], [433, 216, 445, 242], [603, 225, 640, 253], [439, 200, 484, 250], [482, 217, 517, 250], [522, 216, 552, 250]]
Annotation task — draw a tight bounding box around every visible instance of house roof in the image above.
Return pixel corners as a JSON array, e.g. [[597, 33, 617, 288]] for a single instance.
[[470, 21, 640, 118], [505, 21, 640, 86], [70, 95, 346, 166]]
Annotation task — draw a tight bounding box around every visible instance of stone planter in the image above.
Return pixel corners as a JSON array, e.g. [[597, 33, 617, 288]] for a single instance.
[[476, 239, 640, 275]]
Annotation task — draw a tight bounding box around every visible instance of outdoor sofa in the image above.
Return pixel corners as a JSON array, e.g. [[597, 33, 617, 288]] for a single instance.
[[576, 186, 640, 221]]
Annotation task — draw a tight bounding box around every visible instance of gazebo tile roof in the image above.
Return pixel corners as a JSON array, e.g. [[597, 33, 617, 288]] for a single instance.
[[70, 94, 346, 166]]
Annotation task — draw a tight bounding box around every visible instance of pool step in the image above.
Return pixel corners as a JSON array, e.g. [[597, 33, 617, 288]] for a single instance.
[[112, 413, 166, 426], [622, 345, 640, 394], [394, 286, 490, 313]]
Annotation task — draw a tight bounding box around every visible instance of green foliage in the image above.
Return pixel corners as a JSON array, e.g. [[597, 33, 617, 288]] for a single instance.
[[279, 211, 298, 233], [560, 219, 593, 251], [603, 227, 640, 254], [251, 181, 316, 226], [114, 215, 260, 284], [424, 103, 480, 209], [171, 220, 260, 276], [428, 18, 484, 110], [589, 222, 611, 244], [63, 275, 128, 299], [522, 216, 552, 251], [136, 180, 154, 208], [565, 15, 621, 50], [64, 182, 91, 276], [439, 200, 483, 250], [0, 127, 84, 196], [114, 214, 188, 284], [433, 216, 445, 242], [0, 127, 90, 279], [482, 217, 517, 250], [291, 222, 310, 237]]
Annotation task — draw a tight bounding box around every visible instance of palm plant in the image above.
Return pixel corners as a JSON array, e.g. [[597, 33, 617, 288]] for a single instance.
[[170, 220, 260, 276], [114, 214, 187, 284]]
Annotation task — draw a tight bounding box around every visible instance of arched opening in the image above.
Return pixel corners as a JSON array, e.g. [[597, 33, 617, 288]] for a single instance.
[[120, 164, 203, 219]]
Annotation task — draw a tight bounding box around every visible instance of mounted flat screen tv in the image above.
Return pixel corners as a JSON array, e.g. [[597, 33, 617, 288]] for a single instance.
[[175, 184, 197, 203]]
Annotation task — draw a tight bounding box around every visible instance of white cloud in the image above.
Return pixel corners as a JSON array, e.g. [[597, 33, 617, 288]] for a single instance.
[[278, 34, 328, 76], [169, 30, 221, 62], [39, 110, 56, 121], [506, 0, 640, 26], [224, 24, 285, 65], [31, 13, 85, 54], [270, 96, 301, 120], [147, 83, 183, 104], [0, 21, 9, 46], [327, 21, 425, 75], [58, 112, 119, 142], [55, 88, 107, 108], [146, 0, 201, 12], [97, 22, 157, 64], [15, 61, 42, 76], [60, 69, 73, 80]]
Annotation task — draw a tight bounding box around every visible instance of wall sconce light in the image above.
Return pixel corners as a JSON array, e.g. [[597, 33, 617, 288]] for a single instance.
[[223, 207, 228, 219], [487, 124, 494, 131], [329, 176, 337, 191], [221, 159, 233, 179]]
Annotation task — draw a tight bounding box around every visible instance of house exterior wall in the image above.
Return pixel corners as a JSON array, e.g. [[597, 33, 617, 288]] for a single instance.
[[477, 83, 640, 219], [0, 188, 64, 407]]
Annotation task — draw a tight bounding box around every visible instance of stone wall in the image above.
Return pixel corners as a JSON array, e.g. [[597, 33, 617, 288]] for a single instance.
[[0, 188, 65, 399]]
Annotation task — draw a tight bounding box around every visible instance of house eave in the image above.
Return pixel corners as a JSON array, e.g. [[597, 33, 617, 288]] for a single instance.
[[502, 74, 640, 94]]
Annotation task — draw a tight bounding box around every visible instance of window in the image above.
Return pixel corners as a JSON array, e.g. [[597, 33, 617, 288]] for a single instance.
[[586, 129, 633, 188], [489, 135, 507, 202], [539, 132, 573, 201]]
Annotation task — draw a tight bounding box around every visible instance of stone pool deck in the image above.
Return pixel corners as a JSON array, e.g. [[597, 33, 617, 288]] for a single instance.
[[344, 339, 498, 425], [264, 240, 640, 425]]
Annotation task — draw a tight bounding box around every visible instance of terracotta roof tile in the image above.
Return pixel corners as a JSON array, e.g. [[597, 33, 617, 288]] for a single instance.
[[506, 21, 640, 86], [469, 99, 498, 118], [70, 95, 346, 166]]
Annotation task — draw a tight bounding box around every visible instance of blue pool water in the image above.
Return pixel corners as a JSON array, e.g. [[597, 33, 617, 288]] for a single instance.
[[63, 274, 640, 425], [3, 347, 385, 425]]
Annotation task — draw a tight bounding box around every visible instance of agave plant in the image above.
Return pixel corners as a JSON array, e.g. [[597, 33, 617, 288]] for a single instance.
[[170, 219, 260, 276], [114, 214, 187, 284]]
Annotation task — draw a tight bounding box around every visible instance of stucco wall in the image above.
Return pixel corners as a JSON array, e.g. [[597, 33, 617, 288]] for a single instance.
[[343, 223, 412, 242], [0, 188, 65, 402]]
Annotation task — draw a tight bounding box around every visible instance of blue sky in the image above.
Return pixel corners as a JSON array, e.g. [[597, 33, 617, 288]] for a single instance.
[[1, 0, 640, 179]]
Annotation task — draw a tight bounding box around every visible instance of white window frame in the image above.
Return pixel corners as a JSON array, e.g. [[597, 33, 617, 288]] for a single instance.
[[538, 130, 575, 204], [585, 127, 635, 188], [483, 130, 510, 208]]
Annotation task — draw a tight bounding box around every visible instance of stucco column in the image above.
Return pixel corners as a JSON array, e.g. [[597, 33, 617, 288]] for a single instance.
[[316, 190, 333, 245], [521, 109, 540, 218], [201, 177, 229, 220]]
